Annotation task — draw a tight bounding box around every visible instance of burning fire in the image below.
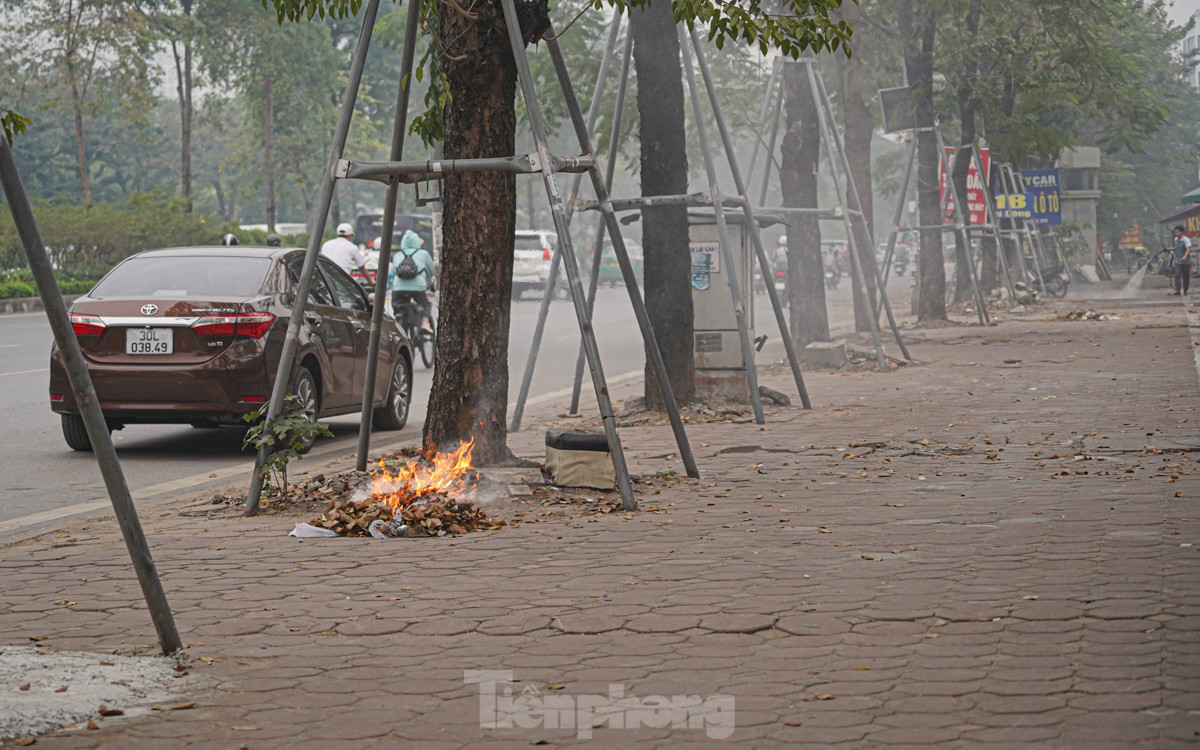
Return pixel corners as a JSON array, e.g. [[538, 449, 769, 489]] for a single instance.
[[369, 438, 476, 510]]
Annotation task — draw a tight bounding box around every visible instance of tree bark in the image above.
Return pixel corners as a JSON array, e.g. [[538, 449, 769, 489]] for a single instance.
[[631, 1, 694, 408], [834, 3, 876, 333], [780, 60, 829, 346], [264, 71, 276, 232], [950, 0, 982, 304], [172, 0, 194, 209], [71, 84, 91, 202], [424, 0, 549, 463], [900, 2, 947, 323]]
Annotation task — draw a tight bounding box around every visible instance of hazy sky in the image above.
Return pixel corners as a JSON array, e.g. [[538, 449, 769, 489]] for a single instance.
[[1170, 0, 1200, 26]]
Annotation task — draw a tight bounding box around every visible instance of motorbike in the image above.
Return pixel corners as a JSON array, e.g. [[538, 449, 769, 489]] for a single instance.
[[893, 245, 910, 277], [1025, 260, 1070, 298], [824, 257, 842, 290], [772, 262, 788, 303]]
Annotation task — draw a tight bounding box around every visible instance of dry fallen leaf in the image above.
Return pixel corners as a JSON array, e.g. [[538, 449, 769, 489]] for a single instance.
[[55, 686, 68, 693], [13, 737, 36, 746], [86, 720, 99, 730], [98, 705, 124, 717], [18, 683, 30, 691], [232, 726, 260, 732], [170, 702, 197, 711], [818, 527, 832, 534]]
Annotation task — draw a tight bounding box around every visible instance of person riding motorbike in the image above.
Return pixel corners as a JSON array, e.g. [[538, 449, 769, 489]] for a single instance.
[[389, 230, 436, 334]]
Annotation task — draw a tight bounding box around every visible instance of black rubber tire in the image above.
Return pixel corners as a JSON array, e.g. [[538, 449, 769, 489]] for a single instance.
[[373, 354, 412, 431], [62, 413, 101, 452], [292, 366, 320, 453], [418, 323, 435, 369], [1047, 276, 1069, 298]]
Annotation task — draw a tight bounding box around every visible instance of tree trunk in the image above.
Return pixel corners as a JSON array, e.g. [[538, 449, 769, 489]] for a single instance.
[[424, 0, 549, 463], [900, 3, 946, 323], [264, 72, 276, 232], [950, 0, 982, 305], [780, 60, 829, 346], [71, 84, 91, 202], [834, 4, 876, 333], [631, 1, 694, 408], [173, 0, 194, 209]]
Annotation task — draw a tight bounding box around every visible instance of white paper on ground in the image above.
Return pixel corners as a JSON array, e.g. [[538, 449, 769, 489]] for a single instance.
[[289, 522, 338, 538]]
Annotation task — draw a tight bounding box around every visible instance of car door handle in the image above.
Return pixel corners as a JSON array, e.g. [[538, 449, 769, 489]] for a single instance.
[[304, 312, 322, 326], [352, 321, 366, 332]]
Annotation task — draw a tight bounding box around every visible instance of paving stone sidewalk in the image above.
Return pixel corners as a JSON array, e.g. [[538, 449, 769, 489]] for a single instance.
[[0, 293, 1197, 749]]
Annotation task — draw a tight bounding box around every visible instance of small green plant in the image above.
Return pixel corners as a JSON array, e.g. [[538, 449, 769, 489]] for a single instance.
[[242, 393, 332, 499]]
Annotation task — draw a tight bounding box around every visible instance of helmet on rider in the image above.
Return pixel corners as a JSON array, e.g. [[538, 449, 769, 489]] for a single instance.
[[265, 234, 282, 247], [220, 233, 239, 246]]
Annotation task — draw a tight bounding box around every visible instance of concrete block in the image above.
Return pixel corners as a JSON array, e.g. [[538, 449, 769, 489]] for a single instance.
[[802, 340, 847, 370]]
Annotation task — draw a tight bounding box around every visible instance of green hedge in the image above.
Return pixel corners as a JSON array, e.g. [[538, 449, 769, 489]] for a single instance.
[[0, 267, 99, 299], [0, 192, 239, 276]]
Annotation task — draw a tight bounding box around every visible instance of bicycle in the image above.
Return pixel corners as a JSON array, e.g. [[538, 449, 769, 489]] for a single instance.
[[392, 291, 435, 369]]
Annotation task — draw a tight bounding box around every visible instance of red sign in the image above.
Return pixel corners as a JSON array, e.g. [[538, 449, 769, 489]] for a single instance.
[[1119, 219, 1142, 249], [939, 147, 990, 225]]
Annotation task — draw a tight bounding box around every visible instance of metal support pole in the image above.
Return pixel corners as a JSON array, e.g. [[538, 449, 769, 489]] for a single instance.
[[757, 78, 784, 206], [680, 28, 766, 422], [879, 135, 918, 296], [1001, 164, 1045, 293], [246, 0, 380, 514], [691, 34, 810, 408], [570, 31, 635, 415], [544, 24, 699, 480], [745, 58, 780, 197], [357, 0, 421, 471], [0, 139, 182, 656], [801, 60, 886, 368], [935, 133, 989, 326], [973, 144, 1017, 301], [503, 0, 640, 508], [512, 13, 622, 432], [807, 62, 912, 360]]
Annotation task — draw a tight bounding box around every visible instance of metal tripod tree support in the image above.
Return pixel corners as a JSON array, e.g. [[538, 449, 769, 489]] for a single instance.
[[877, 127, 990, 327], [0, 139, 182, 656], [246, 0, 702, 514], [512, 24, 815, 433], [744, 58, 910, 365]]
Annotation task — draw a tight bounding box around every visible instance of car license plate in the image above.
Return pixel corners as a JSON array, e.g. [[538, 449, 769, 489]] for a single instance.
[[125, 327, 173, 355]]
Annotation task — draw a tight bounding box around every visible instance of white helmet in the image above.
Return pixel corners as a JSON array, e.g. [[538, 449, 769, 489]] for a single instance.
[[779, 236, 787, 244], [336, 222, 354, 237]]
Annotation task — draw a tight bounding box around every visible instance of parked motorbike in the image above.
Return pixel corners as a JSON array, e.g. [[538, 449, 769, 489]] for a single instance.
[[1026, 260, 1070, 298]]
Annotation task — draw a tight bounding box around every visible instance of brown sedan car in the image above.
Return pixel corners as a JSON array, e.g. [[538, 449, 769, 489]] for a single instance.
[[50, 246, 413, 451]]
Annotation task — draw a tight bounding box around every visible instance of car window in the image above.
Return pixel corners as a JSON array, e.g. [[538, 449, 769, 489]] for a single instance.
[[89, 256, 271, 299], [287, 257, 334, 306], [320, 258, 369, 312]]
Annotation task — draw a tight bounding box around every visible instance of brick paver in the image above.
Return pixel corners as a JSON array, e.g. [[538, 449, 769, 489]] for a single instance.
[[1, 290, 1198, 747]]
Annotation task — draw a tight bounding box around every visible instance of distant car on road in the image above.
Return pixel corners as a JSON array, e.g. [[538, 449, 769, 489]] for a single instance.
[[50, 246, 413, 451], [512, 230, 557, 299]]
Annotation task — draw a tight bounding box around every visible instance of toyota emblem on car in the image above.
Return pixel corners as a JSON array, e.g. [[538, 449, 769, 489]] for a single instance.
[[140, 304, 158, 316]]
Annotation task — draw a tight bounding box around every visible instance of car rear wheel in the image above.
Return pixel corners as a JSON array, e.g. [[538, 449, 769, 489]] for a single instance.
[[373, 354, 412, 431], [292, 366, 320, 453], [62, 413, 107, 452]]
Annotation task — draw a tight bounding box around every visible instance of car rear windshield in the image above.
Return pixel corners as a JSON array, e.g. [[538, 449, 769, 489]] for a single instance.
[[89, 256, 272, 299]]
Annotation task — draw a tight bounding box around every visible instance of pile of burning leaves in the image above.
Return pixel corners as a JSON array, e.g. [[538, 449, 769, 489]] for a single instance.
[[309, 438, 504, 538]]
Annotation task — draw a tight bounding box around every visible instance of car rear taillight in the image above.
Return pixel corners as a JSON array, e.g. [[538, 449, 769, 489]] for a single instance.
[[192, 312, 276, 339], [543, 247, 551, 260], [242, 395, 267, 403], [50, 393, 64, 403], [70, 313, 106, 336], [776, 271, 786, 278]]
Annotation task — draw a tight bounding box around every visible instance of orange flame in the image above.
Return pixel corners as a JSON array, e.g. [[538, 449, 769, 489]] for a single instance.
[[369, 438, 476, 511]]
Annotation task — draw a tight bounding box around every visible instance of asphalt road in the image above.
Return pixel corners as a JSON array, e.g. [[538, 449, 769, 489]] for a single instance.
[[0, 273, 908, 534]]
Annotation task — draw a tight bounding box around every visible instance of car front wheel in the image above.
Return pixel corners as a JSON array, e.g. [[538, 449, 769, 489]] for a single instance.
[[373, 354, 412, 431]]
